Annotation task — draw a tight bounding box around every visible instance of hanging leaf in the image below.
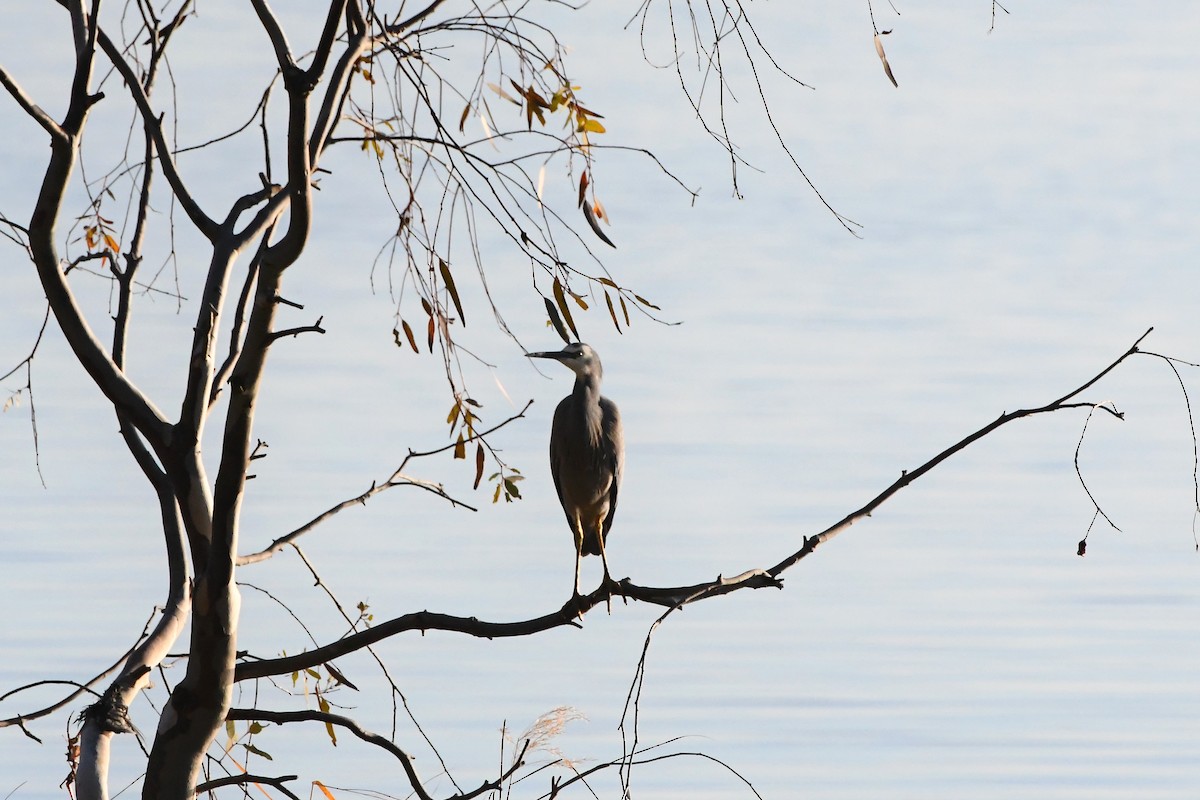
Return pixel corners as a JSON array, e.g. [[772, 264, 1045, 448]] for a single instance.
[[401, 319, 418, 352], [447, 402, 461, 427], [874, 34, 898, 87], [454, 432, 466, 459], [552, 277, 579, 339], [314, 781, 338, 800], [439, 259, 466, 326], [582, 201, 616, 248], [459, 103, 471, 132], [543, 297, 570, 343], [618, 295, 630, 327], [426, 316, 435, 352], [577, 171, 589, 208], [474, 443, 485, 490], [603, 291, 622, 333]]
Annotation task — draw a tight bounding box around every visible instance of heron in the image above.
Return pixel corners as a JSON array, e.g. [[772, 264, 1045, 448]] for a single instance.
[[527, 342, 624, 603]]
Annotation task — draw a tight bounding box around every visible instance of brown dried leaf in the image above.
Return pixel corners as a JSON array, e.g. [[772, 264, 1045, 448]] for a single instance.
[[582, 201, 615, 248], [401, 319, 418, 352], [874, 34, 898, 87]]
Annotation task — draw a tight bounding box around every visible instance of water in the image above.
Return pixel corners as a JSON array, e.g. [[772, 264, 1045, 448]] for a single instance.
[[3, 2, 1200, 798]]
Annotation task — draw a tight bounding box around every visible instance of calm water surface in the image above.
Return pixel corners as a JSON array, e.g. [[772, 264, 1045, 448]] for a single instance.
[[3, 2, 1200, 798]]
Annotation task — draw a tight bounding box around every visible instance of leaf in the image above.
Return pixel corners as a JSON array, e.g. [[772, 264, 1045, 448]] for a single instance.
[[426, 316, 435, 352], [504, 478, 522, 499], [102, 233, 120, 253], [544, 297, 570, 343], [571, 293, 589, 311], [633, 293, 661, 311], [552, 277, 579, 339], [225, 719, 236, 741], [619, 295, 630, 327], [474, 443, 485, 490], [248, 722, 264, 735], [492, 481, 503, 504], [577, 171, 589, 208], [243, 743, 274, 761], [459, 103, 471, 132], [874, 34, 898, 87], [447, 403, 461, 427], [578, 117, 606, 134], [420, 297, 433, 317], [314, 781, 337, 800], [454, 432, 466, 460], [603, 291, 622, 333], [401, 319, 418, 352], [487, 82, 519, 104], [439, 259, 466, 326], [582, 201, 616, 248]]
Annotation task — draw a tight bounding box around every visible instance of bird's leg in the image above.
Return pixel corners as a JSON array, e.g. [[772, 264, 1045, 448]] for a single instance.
[[569, 524, 586, 619], [596, 527, 616, 614]]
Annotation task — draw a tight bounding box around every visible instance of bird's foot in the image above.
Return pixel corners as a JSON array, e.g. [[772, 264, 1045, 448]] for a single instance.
[[600, 573, 629, 613], [564, 590, 587, 620]]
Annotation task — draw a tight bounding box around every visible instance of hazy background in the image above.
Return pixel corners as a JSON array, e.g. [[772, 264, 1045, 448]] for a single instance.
[[3, 2, 1200, 798]]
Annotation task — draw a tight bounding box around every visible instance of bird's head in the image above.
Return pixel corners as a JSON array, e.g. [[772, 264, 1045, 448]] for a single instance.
[[527, 342, 603, 380]]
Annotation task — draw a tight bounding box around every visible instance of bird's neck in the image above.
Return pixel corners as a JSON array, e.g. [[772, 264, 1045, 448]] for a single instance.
[[572, 375, 605, 441]]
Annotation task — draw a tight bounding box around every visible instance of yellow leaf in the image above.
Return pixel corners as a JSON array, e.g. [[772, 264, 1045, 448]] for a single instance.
[[314, 781, 337, 800], [604, 291, 622, 333], [552, 277, 579, 340], [578, 117, 606, 134], [454, 432, 466, 459]]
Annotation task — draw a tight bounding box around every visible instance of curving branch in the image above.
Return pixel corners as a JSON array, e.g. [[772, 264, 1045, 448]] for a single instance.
[[236, 330, 1155, 680], [224, 707, 530, 800], [195, 772, 301, 800]]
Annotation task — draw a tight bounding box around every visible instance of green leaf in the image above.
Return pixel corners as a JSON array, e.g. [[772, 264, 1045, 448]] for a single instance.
[[439, 259, 466, 327], [243, 743, 274, 761], [543, 297, 570, 343]]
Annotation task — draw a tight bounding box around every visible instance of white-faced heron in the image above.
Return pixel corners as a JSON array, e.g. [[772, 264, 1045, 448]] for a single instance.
[[528, 342, 624, 601]]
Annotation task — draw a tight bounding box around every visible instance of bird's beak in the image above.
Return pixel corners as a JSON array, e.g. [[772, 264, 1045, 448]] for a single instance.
[[527, 350, 567, 361]]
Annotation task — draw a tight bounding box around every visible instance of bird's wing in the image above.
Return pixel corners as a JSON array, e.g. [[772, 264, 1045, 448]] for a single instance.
[[549, 397, 569, 514], [599, 396, 624, 537]]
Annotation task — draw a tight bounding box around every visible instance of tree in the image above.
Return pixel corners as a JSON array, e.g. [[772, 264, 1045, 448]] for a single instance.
[[3, 2, 1198, 799]]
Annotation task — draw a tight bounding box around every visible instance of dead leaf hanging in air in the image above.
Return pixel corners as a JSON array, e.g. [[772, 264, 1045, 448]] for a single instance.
[[874, 33, 898, 87]]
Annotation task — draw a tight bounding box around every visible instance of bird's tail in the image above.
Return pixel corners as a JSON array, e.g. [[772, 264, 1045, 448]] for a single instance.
[[581, 529, 605, 557]]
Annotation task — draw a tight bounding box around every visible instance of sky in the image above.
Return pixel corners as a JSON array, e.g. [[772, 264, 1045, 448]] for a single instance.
[[3, 2, 1200, 798]]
